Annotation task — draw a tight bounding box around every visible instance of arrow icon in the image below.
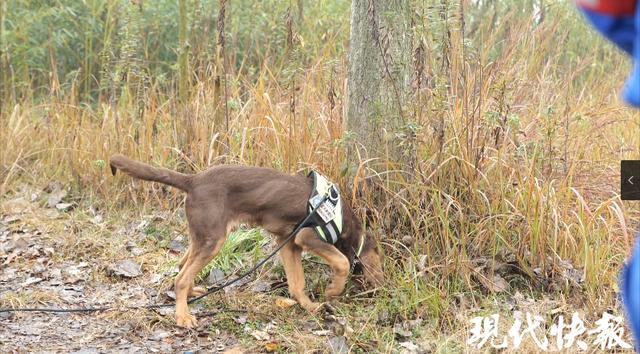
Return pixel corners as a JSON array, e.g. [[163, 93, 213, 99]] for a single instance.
[[621, 161, 640, 200]]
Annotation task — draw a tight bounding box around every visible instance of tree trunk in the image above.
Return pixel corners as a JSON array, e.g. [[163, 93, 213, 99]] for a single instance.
[[346, 0, 412, 164], [297, 0, 304, 24], [0, 0, 8, 107], [178, 0, 188, 104]]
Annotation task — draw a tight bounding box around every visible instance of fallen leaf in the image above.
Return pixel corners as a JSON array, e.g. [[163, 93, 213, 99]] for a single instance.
[[263, 321, 278, 334], [62, 264, 89, 284], [250, 280, 271, 293], [331, 317, 354, 337], [264, 341, 279, 352], [155, 306, 173, 316], [377, 310, 391, 325], [58, 286, 84, 304], [168, 239, 185, 254], [275, 297, 297, 309], [149, 273, 163, 284], [249, 329, 270, 341], [47, 268, 62, 284], [0, 267, 17, 282], [21, 277, 43, 286], [150, 330, 170, 341], [2, 197, 31, 214], [207, 268, 225, 285], [135, 219, 151, 232], [131, 247, 145, 256], [399, 341, 419, 353], [476, 273, 510, 293], [146, 213, 167, 222], [69, 348, 100, 354], [125, 241, 143, 255], [327, 336, 348, 354], [234, 315, 248, 325], [11, 235, 30, 251], [343, 324, 354, 336], [55, 202, 74, 211], [91, 215, 104, 224], [407, 318, 423, 329], [47, 189, 68, 208], [312, 330, 333, 336], [393, 323, 412, 338], [42, 209, 61, 219], [107, 259, 142, 278], [3, 214, 22, 223], [556, 258, 584, 285], [4, 250, 20, 265], [401, 235, 414, 246]]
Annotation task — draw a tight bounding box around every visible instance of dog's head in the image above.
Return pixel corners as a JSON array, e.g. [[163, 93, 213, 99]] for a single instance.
[[357, 231, 384, 287]]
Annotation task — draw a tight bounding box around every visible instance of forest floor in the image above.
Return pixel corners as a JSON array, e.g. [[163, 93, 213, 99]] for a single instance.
[[0, 183, 636, 353], [0, 183, 397, 353]]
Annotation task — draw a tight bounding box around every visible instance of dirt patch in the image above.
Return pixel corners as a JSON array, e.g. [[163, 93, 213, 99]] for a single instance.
[[0, 195, 242, 352], [0, 190, 386, 353]]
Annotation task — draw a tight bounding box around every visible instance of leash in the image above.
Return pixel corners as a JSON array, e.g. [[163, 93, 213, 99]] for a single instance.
[[0, 194, 331, 315]]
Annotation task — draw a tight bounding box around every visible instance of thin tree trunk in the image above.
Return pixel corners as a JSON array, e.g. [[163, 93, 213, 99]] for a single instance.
[[178, 0, 188, 103], [297, 0, 303, 24], [209, 0, 229, 160], [178, 0, 195, 151], [218, 0, 229, 137], [0, 0, 8, 107], [346, 0, 412, 164]]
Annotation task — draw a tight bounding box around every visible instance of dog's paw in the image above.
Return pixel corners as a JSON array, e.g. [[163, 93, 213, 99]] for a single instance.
[[324, 283, 345, 301], [189, 286, 207, 297], [176, 312, 198, 328]]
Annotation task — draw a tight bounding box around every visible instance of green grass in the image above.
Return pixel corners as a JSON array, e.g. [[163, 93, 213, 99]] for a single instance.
[[197, 227, 269, 283]]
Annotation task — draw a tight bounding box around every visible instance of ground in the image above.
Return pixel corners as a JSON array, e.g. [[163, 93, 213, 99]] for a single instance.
[[0, 184, 392, 353], [0, 183, 636, 353]]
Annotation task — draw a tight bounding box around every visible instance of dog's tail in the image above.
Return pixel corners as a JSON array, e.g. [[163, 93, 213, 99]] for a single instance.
[[109, 154, 192, 192]]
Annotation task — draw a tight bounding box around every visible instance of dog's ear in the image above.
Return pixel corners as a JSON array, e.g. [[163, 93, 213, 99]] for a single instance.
[[360, 232, 384, 287]]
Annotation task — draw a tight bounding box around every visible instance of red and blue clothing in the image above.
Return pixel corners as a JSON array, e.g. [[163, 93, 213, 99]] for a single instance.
[[577, 0, 640, 106], [577, 1, 640, 350], [623, 238, 640, 350]]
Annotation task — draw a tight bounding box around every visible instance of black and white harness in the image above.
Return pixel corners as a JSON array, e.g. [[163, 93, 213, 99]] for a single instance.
[[304, 171, 366, 258]]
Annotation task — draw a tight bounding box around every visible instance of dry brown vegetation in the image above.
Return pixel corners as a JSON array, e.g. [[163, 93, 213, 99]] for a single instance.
[[1, 0, 640, 352]]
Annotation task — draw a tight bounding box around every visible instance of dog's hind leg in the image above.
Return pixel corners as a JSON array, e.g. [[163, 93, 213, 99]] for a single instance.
[[174, 227, 225, 328], [278, 234, 322, 312], [178, 247, 191, 269], [177, 246, 207, 297], [294, 229, 349, 302]]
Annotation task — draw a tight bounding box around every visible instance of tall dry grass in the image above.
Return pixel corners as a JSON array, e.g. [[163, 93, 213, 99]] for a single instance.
[[1, 0, 639, 328]]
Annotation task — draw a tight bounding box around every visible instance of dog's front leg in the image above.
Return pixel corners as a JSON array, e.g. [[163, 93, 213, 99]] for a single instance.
[[278, 236, 323, 312], [294, 229, 349, 301]]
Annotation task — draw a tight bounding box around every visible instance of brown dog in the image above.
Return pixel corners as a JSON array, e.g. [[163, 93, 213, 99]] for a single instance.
[[109, 154, 384, 327]]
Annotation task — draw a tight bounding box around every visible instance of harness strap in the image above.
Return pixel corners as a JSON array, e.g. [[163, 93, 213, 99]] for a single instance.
[[356, 232, 366, 258], [306, 171, 343, 244]]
